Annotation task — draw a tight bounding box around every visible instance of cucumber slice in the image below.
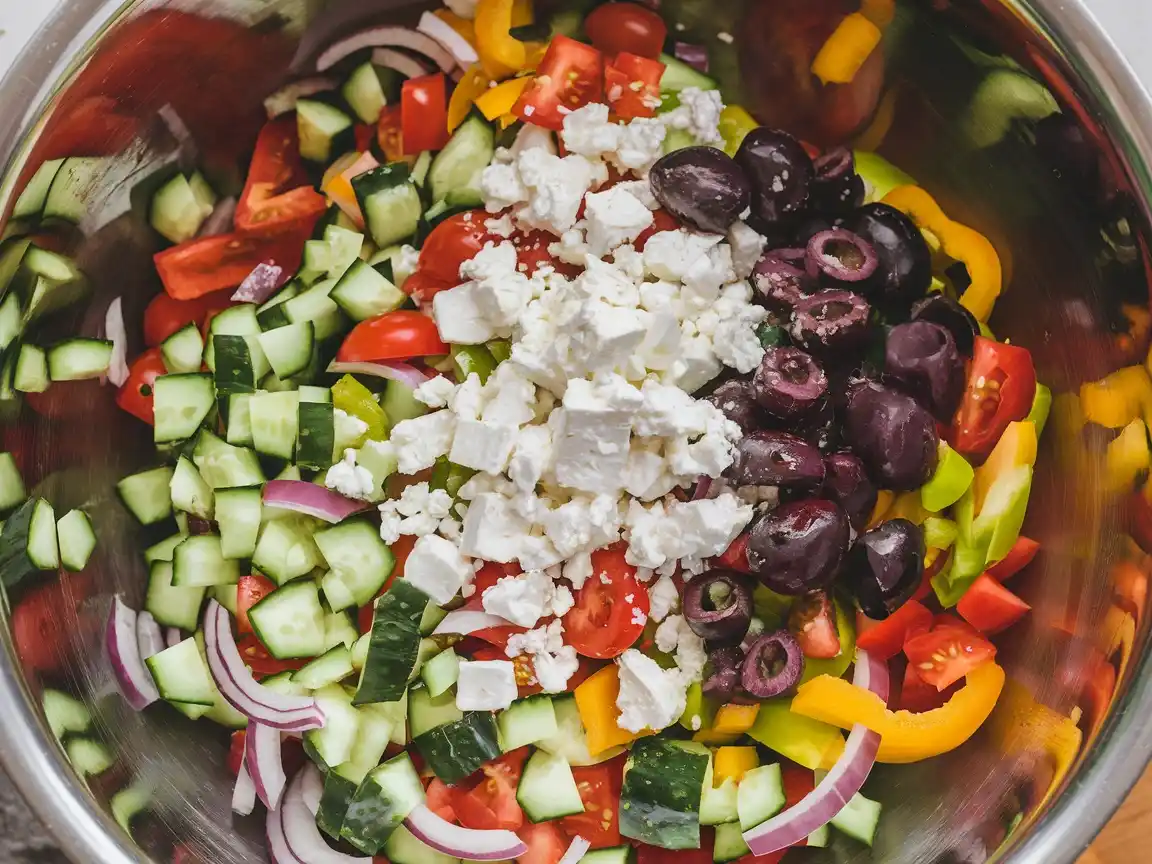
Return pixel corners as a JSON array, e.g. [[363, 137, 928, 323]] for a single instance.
[[172, 535, 240, 587], [42, 688, 92, 740], [315, 518, 396, 611], [297, 100, 355, 163], [830, 792, 881, 846], [384, 825, 459, 864], [146, 637, 215, 705], [249, 390, 300, 460], [24, 498, 58, 570], [427, 114, 496, 209], [420, 647, 460, 698], [248, 578, 326, 659], [56, 509, 96, 572], [214, 485, 262, 559], [0, 451, 27, 513], [353, 580, 429, 705], [343, 62, 399, 125], [47, 338, 113, 381], [340, 753, 425, 854], [292, 644, 355, 689], [304, 683, 361, 769], [330, 259, 407, 321], [736, 763, 785, 831], [297, 400, 335, 471], [353, 164, 422, 249], [150, 173, 208, 244], [536, 694, 625, 766], [498, 694, 557, 752], [43, 157, 104, 223], [192, 429, 266, 489], [13, 344, 49, 393], [258, 321, 315, 380], [144, 561, 206, 631], [619, 739, 709, 850], [152, 373, 215, 443], [13, 159, 64, 220], [251, 515, 324, 585], [413, 711, 501, 784], [516, 748, 585, 822], [226, 393, 254, 447], [161, 322, 204, 374], [658, 53, 718, 92], [381, 380, 428, 423], [408, 684, 463, 739], [169, 456, 214, 520], [713, 821, 750, 862]]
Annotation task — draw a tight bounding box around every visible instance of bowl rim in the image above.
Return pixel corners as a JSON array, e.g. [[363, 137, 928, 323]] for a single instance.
[[1, 1, 1152, 863]]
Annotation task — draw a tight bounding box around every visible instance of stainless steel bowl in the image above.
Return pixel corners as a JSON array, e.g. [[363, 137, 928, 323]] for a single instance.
[[1, 1, 1151, 862]]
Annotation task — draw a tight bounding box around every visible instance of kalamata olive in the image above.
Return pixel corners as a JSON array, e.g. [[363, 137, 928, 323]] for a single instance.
[[728, 430, 825, 490], [844, 203, 932, 308], [752, 251, 811, 315], [650, 146, 751, 234], [683, 571, 754, 645], [844, 380, 940, 489], [806, 228, 879, 288], [810, 147, 865, 214], [910, 294, 980, 356], [702, 646, 745, 701], [789, 288, 871, 355], [735, 128, 814, 225], [885, 320, 966, 420], [705, 379, 762, 431], [752, 346, 828, 419], [821, 452, 878, 531], [848, 518, 925, 619], [792, 396, 839, 453], [741, 630, 805, 698], [747, 499, 850, 594]]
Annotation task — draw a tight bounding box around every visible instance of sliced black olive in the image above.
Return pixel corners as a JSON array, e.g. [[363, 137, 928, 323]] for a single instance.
[[741, 630, 805, 698], [683, 571, 754, 645]]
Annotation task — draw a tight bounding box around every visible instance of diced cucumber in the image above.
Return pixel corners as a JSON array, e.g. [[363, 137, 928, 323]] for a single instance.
[[214, 485, 262, 559], [516, 748, 585, 822], [381, 380, 428, 423], [47, 338, 113, 381], [700, 756, 739, 826], [249, 390, 300, 460], [24, 498, 57, 569], [144, 561, 206, 631], [0, 294, 22, 353], [13, 344, 48, 393], [11, 245, 88, 324], [43, 157, 104, 223], [659, 53, 719, 92], [13, 159, 64, 220], [42, 688, 92, 740], [118, 466, 175, 524], [172, 535, 240, 587], [152, 373, 215, 443], [146, 637, 215, 705], [343, 62, 398, 125], [213, 334, 257, 396], [0, 499, 38, 588], [0, 451, 27, 513], [330, 259, 407, 321], [210, 584, 239, 617], [248, 578, 326, 659], [257, 281, 302, 331], [414, 711, 501, 784], [169, 456, 214, 520], [353, 580, 430, 705], [353, 165, 422, 249], [160, 322, 204, 374], [297, 99, 354, 163], [297, 400, 335, 471], [188, 171, 217, 216], [324, 609, 360, 651], [292, 644, 355, 689], [419, 603, 448, 636], [340, 753, 425, 854], [150, 173, 210, 244], [284, 277, 347, 342], [411, 151, 432, 188], [316, 701, 396, 838], [225, 393, 254, 447], [192, 429, 266, 489], [619, 739, 709, 850], [420, 647, 460, 698], [737, 763, 785, 831], [830, 792, 881, 846], [258, 321, 315, 380], [316, 519, 396, 611], [204, 305, 268, 379], [67, 736, 115, 780], [536, 694, 624, 766], [427, 114, 496, 208], [713, 821, 750, 862], [304, 683, 361, 769], [581, 848, 635, 864], [251, 515, 324, 585], [56, 508, 96, 571], [498, 694, 557, 752]]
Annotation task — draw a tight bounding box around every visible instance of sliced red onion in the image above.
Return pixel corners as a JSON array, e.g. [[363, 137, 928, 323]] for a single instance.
[[301, 763, 324, 817], [691, 475, 713, 501], [264, 77, 339, 119], [326, 360, 432, 390], [282, 768, 370, 864], [317, 27, 455, 74], [558, 835, 591, 864], [432, 610, 514, 637], [267, 802, 304, 864], [158, 104, 197, 167], [233, 733, 257, 817], [405, 804, 527, 861], [136, 610, 165, 661], [262, 480, 369, 524], [247, 722, 288, 810], [198, 196, 238, 238], [107, 596, 159, 711], [673, 42, 710, 74], [202, 601, 325, 730], [104, 297, 129, 387], [165, 628, 183, 649], [743, 649, 890, 855], [417, 12, 478, 67], [233, 262, 287, 304], [371, 48, 435, 81]]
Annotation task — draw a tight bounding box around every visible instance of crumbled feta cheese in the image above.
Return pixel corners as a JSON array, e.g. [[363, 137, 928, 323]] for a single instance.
[[616, 649, 689, 733], [727, 221, 767, 279], [577, 256, 641, 308], [482, 568, 557, 627], [333, 408, 369, 445], [414, 375, 456, 409], [460, 240, 518, 282], [404, 534, 475, 604], [582, 186, 654, 257], [648, 575, 680, 622], [663, 333, 722, 394], [449, 372, 485, 421], [712, 301, 768, 373], [642, 230, 722, 281], [562, 103, 623, 160], [459, 492, 532, 563], [625, 492, 753, 570], [634, 380, 713, 437], [390, 411, 456, 474], [611, 117, 667, 174], [482, 366, 537, 427], [433, 282, 496, 344], [456, 659, 518, 711], [449, 418, 519, 474], [506, 619, 579, 693], [515, 149, 602, 235], [480, 162, 529, 213], [508, 425, 553, 492], [568, 302, 648, 375], [378, 482, 453, 541], [661, 87, 724, 144], [654, 614, 707, 681], [485, 212, 516, 238], [552, 377, 641, 495], [635, 309, 682, 372], [324, 449, 374, 500]]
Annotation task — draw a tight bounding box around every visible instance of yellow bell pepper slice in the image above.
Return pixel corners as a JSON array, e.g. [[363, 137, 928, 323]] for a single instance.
[[434, 9, 477, 45], [811, 13, 882, 86], [511, 0, 534, 28], [719, 105, 759, 157], [868, 489, 895, 528], [1106, 418, 1150, 492], [973, 420, 1037, 512], [882, 185, 1004, 322], [475, 77, 532, 121], [475, 0, 528, 79], [714, 747, 759, 785], [712, 703, 760, 736], [747, 699, 845, 771], [574, 665, 652, 756], [791, 662, 1006, 763], [861, 0, 897, 27], [1081, 365, 1152, 429], [448, 64, 493, 133]]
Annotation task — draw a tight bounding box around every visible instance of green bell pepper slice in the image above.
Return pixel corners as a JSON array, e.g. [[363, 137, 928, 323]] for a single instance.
[[332, 374, 389, 442]]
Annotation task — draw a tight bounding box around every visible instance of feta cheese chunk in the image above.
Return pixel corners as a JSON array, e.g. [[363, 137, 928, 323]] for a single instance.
[[506, 619, 579, 693], [647, 575, 680, 622], [612, 117, 667, 174], [642, 230, 722, 281], [552, 377, 641, 495], [515, 149, 602, 235], [582, 185, 654, 257], [508, 425, 554, 492], [561, 103, 622, 160], [616, 649, 689, 733], [482, 568, 566, 628], [456, 660, 518, 711], [459, 492, 531, 562], [661, 87, 725, 144], [625, 492, 753, 570], [403, 534, 474, 604], [324, 449, 374, 500], [727, 220, 767, 279], [390, 411, 456, 474], [449, 418, 519, 474], [433, 282, 496, 344], [414, 375, 456, 409]]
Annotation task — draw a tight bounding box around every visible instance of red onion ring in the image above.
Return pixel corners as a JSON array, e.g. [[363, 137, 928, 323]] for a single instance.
[[691, 475, 713, 501], [404, 804, 528, 861], [233, 263, 288, 304], [316, 27, 455, 74], [301, 763, 324, 817], [371, 48, 435, 81], [432, 610, 514, 637], [326, 360, 433, 390], [165, 628, 183, 649], [247, 722, 288, 810], [558, 835, 591, 864], [267, 802, 304, 864], [281, 768, 371, 864], [104, 297, 129, 387], [107, 596, 159, 711], [417, 12, 479, 67], [262, 480, 369, 524], [135, 610, 165, 661], [673, 42, 710, 73], [264, 77, 340, 119], [198, 197, 238, 238], [233, 734, 257, 817]]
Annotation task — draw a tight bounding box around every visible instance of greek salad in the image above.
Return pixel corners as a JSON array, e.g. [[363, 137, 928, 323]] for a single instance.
[[4, 0, 1057, 862]]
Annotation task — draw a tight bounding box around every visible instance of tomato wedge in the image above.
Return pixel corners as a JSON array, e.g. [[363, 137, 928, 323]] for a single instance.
[[143, 289, 236, 346], [514, 36, 604, 130], [336, 311, 449, 362], [856, 599, 933, 661], [426, 778, 458, 822], [236, 574, 277, 635], [377, 105, 407, 163], [985, 536, 1040, 581], [411, 210, 493, 298], [789, 591, 840, 659], [949, 337, 1037, 461], [115, 348, 168, 425], [715, 533, 752, 573], [559, 758, 625, 847], [452, 748, 528, 831], [11, 573, 94, 677], [235, 116, 327, 234], [563, 546, 649, 658], [227, 730, 247, 776], [236, 634, 307, 675], [517, 821, 569, 864], [401, 74, 451, 154], [956, 573, 1031, 634], [585, 2, 669, 59], [154, 229, 310, 300], [903, 615, 996, 690], [604, 53, 664, 119]]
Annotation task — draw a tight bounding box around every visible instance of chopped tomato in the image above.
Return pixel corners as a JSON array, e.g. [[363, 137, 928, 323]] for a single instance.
[[517, 821, 570, 864], [354, 123, 375, 154], [336, 311, 449, 363], [235, 116, 327, 234], [856, 599, 933, 661], [956, 573, 1031, 634], [227, 730, 246, 776], [425, 778, 458, 823], [986, 536, 1040, 581], [453, 748, 528, 831], [584, 2, 669, 59], [715, 532, 752, 573], [11, 573, 94, 678], [789, 591, 840, 659], [25, 380, 104, 420], [563, 545, 649, 658], [513, 230, 581, 278], [401, 74, 451, 154], [1079, 650, 1117, 731], [560, 758, 624, 848], [358, 534, 417, 632], [898, 663, 955, 713], [143, 289, 236, 346], [236, 634, 306, 676], [949, 337, 1037, 461], [408, 210, 493, 300], [376, 105, 407, 163], [514, 36, 604, 130], [604, 53, 664, 119], [115, 348, 168, 425], [154, 229, 311, 301], [236, 574, 277, 635], [904, 615, 996, 691]]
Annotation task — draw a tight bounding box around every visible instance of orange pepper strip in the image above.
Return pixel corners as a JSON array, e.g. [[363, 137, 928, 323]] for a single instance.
[[448, 64, 492, 133], [791, 662, 1006, 763], [882, 184, 1004, 322], [714, 747, 759, 785], [573, 665, 652, 756], [475, 0, 528, 79], [811, 13, 882, 86], [511, 0, 535, 28], [474, 77, 532, 121]]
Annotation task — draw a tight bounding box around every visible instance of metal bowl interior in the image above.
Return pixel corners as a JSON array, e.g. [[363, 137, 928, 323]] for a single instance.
[[1, 1, 1151, 862]]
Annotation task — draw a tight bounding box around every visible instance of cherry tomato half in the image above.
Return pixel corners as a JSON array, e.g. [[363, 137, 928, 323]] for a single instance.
[[514, 36, 604, 130], [560, 758, 625, 848], [236, 574, 277, 635], [377, 105, 407, 164], [143, 288, 236, 346], [956, 573, 1031, 634], [585, 2, 669, 60], [950, 337, 1037, 461], [788, 591, 840, 659], [414, 210, 493, 296], [236, 634, 307, 676], [235, 116, 327, 234], [451, 747, 528, 831], [154, 229, 311, 301], [563, 546, 649, 659], [115, 348, 168, 425], [336, 310, 449, 363], [903, 615, 996, 691], [855, 599, 932, 662], [401, 74, 451, 154], [12, 573, 94, 678], [516, 821, 569, 864]]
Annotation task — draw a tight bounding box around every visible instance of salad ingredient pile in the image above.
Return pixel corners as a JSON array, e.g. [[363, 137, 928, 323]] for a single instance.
[[1, 1, 1057, 862]]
